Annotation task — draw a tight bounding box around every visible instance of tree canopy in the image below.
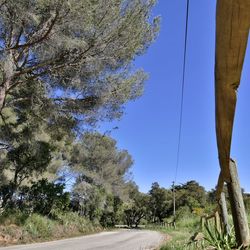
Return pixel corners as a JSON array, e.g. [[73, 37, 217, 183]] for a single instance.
[[0, 0, 160, 202], [0, 0, 159, 126]]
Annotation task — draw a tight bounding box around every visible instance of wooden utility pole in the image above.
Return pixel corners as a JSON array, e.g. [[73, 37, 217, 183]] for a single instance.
[[227, 160, 249, 247]]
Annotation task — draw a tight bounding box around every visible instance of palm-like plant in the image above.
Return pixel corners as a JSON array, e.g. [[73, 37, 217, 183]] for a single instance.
[[204, 223, 243, 250]]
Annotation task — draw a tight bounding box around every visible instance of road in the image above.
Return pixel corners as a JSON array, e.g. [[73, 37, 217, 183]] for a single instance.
[[0, 230, 165, 250]]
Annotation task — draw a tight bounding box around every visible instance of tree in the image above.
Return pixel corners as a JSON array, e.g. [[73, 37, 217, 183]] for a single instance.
[[0, 76, 79, 187], [26, 179, 70, 216], [71, 132, 133, 195], [0, 0, 160, 119], [243, 192, 250, 213], [0, 141, 52, 207], [7, 141, 52, 186], [175, 181, 207, 211], [148, 182, 171, 222], [70, 132, 134, 222], [72, 181, 105, 222], [123, 187, 148, 228], [99, 195, 123, 227]]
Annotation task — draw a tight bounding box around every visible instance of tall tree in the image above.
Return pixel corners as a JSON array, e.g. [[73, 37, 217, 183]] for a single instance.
[[71, 132, 133, 195], [175, 181, 207, 211], [70, 132, 134, 221], [0, 0, 159, 119], [0, 78, 75, 185], [123, 185, 148, 227], [148, 182, 171, 222]]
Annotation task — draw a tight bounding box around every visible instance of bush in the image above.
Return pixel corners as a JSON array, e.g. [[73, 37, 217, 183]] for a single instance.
[[24, 214, 55, 239], [54, 211, 100, 234], [0, 209, 29, 226], [100, 211, 115, 227], [0, 210, 102, 245], [204, 223, 238, 250], [27, 179, 70, 216], [175, 206, 191, 220]]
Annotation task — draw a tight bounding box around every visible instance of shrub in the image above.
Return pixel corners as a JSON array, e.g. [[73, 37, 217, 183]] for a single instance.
[[27, 179, 70, 216], [204, 223, 240, 250], [24, 214, 55, 239], [0, 209, 29, 226], [54, 211, 100, 234]]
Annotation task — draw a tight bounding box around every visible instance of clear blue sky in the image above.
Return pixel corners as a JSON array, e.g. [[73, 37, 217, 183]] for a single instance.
[[100, 0, 250, 193]]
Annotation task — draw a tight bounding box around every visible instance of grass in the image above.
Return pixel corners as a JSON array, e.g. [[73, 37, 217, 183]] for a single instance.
[[145, 214, 201, 250], [157, 210, 250, 250], [0, 210, 103, 246], [159, 229, 193, 250], [158, 216, 201, 250]]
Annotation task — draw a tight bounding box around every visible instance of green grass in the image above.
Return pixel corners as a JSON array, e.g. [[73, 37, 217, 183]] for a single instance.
[[159, 230, 193, 250], [146, 215, 201, 250], [24, 214, 56, 239], [158, 211, 250, 250], [159, 220, 200, 249], [0, 210, 102, 245]]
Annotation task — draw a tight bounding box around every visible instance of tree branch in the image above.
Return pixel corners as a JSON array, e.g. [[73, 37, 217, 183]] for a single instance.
[[9, 12, 59, 50]]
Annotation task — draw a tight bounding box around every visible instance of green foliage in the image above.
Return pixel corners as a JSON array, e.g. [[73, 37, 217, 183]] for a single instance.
[[54, 212, 98, 234], [0, 139, 53, 208], [243, 193, 250, 214], [153, 206, 204, 250], [71, 132, 135, 224], [24, 214, 56, 239], [175, 181, 207, 212], [71, 132, 133, 193], [176, 214, 200, 232], [26, 179, 70, 216], [99, 195, 123, 227], [100, 211, 116, 228], [0, 0, 159, 125], [159, 230, 193, 250], [0, 210, 101, 243], [7, 142, 52, 185], [148, 182, 171, 223], [175, 206, 190, 220], [0, 0, 160, 220], [203, 223, 240, 250], [123, 189, 148, 227], [0, 209, 29, 226], [72, 183, 105, 222], [0, 178, 70, 215], [0, 1, 161, 243]]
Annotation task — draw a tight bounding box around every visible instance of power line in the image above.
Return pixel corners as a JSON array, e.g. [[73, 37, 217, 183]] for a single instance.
[[174, 0, 190, 182]]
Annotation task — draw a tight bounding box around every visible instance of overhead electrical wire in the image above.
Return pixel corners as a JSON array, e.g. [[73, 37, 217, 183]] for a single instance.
[[174, 0, 190, 183]]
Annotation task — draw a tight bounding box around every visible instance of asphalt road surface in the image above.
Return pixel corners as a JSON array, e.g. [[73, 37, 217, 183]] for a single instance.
[[0, 230, 164, 250]]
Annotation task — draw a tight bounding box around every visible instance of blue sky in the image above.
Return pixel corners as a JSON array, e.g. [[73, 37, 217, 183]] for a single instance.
[[100, 0, 250, 193]]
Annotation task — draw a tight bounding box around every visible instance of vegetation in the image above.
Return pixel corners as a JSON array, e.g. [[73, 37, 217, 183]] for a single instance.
[[0, 1, 249, 249], [0, 0, 161, 244], [0, 210, 102, 244], [157, 197, 250, 250], [203, 223, 239, 250]]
